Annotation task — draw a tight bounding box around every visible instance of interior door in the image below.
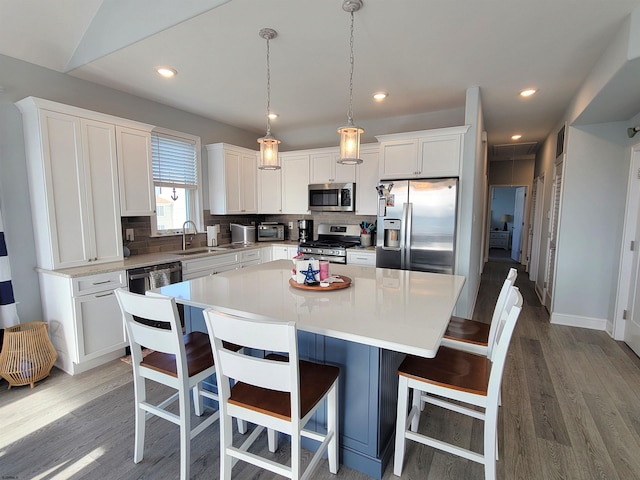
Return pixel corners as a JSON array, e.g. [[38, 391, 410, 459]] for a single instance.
[[511, 187, 526, 262], [623, 147, 640, 351], [624, 201, 640, 355]]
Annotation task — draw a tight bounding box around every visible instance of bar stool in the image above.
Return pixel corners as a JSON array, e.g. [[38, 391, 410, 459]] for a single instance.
[[394, 286, 523, 480], [203, 307, 340, 480], [115, 289, 221, 480]]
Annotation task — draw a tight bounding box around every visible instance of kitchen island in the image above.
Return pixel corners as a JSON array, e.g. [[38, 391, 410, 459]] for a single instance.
[[157, 260, 465, 478]]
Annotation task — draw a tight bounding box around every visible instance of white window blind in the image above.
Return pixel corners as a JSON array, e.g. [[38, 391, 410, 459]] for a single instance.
[[152, 133, 197, 188]]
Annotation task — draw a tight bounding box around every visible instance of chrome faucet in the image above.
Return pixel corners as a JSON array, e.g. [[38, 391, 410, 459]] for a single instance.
[[182, 220, 197, 250]]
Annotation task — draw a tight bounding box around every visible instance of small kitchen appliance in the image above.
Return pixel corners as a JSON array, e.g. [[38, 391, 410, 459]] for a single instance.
[[299, 223, 360, 264], [297, 219, 314, 243], [230, 223, 256, 244], [257, 222, 285, 242], [206, 225, 220, 246]]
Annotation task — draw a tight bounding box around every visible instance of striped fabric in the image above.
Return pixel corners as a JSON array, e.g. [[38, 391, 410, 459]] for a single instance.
[[0, 206, 19, 329]]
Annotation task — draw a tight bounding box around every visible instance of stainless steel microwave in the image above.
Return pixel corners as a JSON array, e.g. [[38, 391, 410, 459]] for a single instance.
[[308, 182, 355, 212]]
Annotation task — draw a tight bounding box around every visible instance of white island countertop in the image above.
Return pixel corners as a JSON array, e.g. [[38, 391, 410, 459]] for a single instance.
[[157, 260, 465, 358]]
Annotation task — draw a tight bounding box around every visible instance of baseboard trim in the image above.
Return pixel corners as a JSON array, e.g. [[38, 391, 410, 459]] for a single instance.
[[550, 312, 607, 330]]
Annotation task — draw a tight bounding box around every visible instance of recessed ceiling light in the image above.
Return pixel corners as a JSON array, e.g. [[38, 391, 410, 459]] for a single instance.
[[267, 112, 279, 120], [373, 92, 388, 101], [511, 134, 522, 140], [156, 67, 177, 78], [519, 88, 537, 97]]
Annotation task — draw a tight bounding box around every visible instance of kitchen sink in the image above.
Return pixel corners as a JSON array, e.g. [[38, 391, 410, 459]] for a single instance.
[[176, 248, 226, 255]]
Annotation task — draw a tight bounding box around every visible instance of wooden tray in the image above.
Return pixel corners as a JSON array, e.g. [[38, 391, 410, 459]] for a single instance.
[[289, 275, 352, 291]]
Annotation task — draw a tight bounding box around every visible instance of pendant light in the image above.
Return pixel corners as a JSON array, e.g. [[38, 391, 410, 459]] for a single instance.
[[258, 28, 281, 170], [337, 0, 364, 165]]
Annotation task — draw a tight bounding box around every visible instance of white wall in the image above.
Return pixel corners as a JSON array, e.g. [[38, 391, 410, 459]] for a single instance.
[[552, 123, 629, 329], [531, 7, 640, 332], [0, 54, 258, 323], [455, 86, 485, 319]]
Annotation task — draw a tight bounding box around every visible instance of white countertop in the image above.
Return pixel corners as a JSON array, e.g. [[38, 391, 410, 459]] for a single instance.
[[37, 242, 298, 278], [156, 260, 465, 358]]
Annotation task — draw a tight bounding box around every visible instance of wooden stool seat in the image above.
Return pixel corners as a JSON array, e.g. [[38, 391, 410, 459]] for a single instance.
[[444, 316, 491, 346], [441, 268, 517, 356], [229, 354, 340, 421], [142, 333, 241, 378], [399, 346, 490, 397]]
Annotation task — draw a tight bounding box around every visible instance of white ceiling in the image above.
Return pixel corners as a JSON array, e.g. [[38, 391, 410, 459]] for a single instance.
[[2, 0, 640, 157]]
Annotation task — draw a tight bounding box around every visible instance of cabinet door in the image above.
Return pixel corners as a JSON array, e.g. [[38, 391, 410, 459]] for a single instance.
[[419, 134, 461, 177], [281, 154, 310, 214], [40, 110, 88, 268], [332, 152, 357, 183], [355, 147, 379, 215], [258, 167, 282, 213], [310, 151, 356, 183], [224, 148, 243, 213], [310, 152, 334, 183], [240, 151, 257, 213], [116, 126, 155, 216], [73, 290, 127, 362], [379, 139, 419, 179], [82, 119, 123, 264]]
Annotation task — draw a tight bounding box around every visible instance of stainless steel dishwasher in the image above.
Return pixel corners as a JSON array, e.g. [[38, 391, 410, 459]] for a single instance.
[[126, 261, 183, 329]]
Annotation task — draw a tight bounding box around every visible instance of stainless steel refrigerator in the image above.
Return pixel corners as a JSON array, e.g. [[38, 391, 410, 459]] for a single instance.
[[375, 178, 458, 274]]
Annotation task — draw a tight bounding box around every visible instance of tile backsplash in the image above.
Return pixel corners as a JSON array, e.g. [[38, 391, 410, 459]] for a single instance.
[[121, 211, 376, 256]]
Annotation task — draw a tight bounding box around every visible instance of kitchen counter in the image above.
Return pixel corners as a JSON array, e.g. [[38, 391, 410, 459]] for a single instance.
[[158, 259, 464, 360], [157, 260, 464, 478], [37, 241, 299, 278]]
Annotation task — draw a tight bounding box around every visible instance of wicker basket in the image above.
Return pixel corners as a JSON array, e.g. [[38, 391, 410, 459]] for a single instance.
[[0, 322, 57, 389]]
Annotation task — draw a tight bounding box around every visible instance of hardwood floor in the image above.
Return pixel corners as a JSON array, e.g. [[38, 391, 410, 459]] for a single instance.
[[2, 260, 640, 479]]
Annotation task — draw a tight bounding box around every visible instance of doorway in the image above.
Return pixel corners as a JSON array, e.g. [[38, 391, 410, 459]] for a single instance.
[[488, 186, 527, 263]]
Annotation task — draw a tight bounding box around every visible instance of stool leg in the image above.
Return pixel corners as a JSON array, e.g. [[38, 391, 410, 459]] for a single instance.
[[133, 375, 146, 463], [179, 387, 191, 480], [327, 381, 339, 474], [394, 376, 410, 476]]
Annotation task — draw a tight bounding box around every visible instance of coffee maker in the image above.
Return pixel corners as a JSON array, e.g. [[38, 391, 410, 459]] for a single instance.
[[297, 219, 314, 243]]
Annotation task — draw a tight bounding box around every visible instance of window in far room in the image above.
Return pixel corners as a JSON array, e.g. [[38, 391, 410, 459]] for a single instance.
[[150, 129, 202, 236]]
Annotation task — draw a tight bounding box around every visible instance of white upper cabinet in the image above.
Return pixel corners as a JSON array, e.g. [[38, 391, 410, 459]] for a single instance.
[[258, 165, 282, 214], [207, 143, 258, 214], [355, 144, 380, 216], [17, 97, 157, 269], [280, 152, 310, 214], [116, 126, 155, 216], [17, 100, 124, 269], [376, 126, 469, 179], [309, 147, 356, 184]]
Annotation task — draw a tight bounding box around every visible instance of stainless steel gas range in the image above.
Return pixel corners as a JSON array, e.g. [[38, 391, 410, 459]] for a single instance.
[[299, 224, 361, 264]]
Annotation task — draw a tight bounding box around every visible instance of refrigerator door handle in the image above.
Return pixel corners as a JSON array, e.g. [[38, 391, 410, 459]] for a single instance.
[[401, 202, 412, 269]]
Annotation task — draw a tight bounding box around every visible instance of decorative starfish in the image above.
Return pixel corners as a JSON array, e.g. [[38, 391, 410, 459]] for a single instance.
[[301, 262, 320, 284]]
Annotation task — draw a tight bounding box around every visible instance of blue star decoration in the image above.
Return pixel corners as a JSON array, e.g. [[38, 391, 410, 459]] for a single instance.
[[301, 262, 320, 284]]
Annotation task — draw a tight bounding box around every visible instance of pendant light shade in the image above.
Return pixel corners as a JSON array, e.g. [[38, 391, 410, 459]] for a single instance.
[[337, 0, 364, 165], [258, 28, 281, 170]]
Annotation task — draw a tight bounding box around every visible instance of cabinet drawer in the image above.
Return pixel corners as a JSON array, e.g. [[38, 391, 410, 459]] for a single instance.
[[240, 248, 261, 263], [347, 251, 376, 266], [181, 253, 239, 276], [72, 270, 126, 296]]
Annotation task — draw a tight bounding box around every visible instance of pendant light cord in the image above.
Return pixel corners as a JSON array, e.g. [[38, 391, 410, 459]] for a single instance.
[[347, 10, 355, 126], [265, 34, 272, 135]]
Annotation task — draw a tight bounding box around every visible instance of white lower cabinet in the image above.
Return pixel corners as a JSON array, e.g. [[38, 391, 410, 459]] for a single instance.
[[272, 245, 300, 260], [181, 253, 240, 280], [39, 270, 127, 375], [347, 250, 376, 266]]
